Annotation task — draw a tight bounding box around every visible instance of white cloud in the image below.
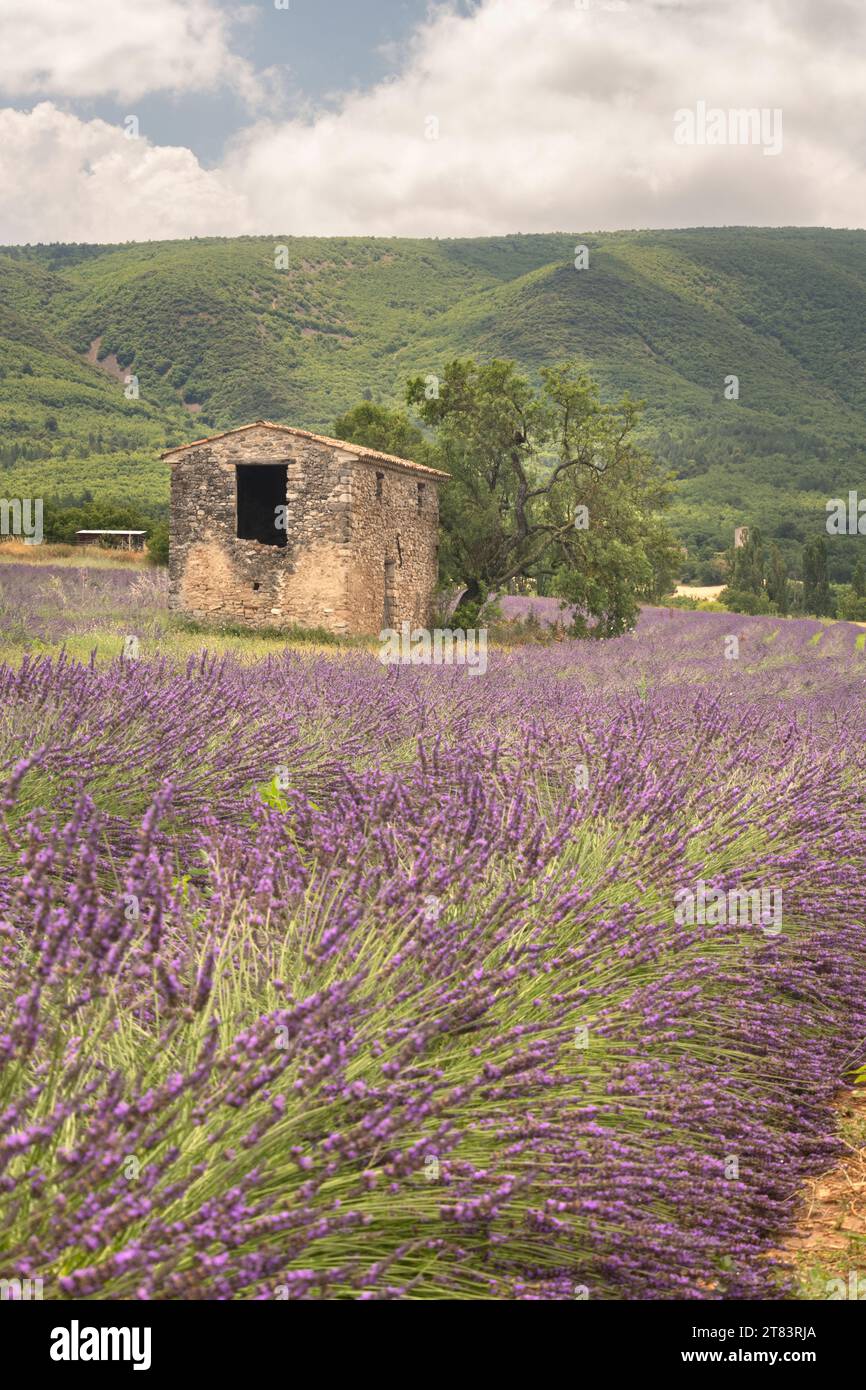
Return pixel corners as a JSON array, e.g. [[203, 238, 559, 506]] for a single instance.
[[1, 0, 865, 242], [0, 104, 247, 244], [222, 0, 866, 235], [0, 0, 261, 103]]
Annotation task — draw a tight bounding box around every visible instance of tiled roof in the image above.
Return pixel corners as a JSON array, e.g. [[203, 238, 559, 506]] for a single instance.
[[161, 420, 449, 479]]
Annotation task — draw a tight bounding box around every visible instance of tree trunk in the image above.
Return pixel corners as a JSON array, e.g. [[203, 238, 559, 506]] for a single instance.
[[453, 577, 483, 614]]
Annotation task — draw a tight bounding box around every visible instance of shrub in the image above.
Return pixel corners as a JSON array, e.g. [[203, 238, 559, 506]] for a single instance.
[[837, 588, 866, 622], [718, 587, 773, 615], [147, 522, 169, 566]]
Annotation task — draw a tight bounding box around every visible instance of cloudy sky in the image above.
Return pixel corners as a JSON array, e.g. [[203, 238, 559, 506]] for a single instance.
[[0, 0, 863, 244]]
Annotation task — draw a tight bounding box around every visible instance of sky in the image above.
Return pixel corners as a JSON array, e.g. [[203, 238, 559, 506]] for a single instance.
[[0, 0, 864, 244]]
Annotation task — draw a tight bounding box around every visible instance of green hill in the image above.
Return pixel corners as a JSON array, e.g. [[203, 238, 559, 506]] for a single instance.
[[1, 229, 865, 579]]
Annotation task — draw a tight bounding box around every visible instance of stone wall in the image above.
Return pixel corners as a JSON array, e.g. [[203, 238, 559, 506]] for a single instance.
[[168, 424, 442, 636], [347, 462, 440, 633]]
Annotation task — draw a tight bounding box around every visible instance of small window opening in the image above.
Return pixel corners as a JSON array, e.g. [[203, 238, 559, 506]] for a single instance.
[[236, 464, 287, 546], [375, 471, 384, 501], [383, 558, 396, 628], [417, 483, 425, 513], [252, 581, 260, 592]]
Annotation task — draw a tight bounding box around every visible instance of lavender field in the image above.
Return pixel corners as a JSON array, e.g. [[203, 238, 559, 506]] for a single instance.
[[1, 566, 865, 1299]]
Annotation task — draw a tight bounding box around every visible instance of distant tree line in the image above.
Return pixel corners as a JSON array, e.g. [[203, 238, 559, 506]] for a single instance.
[[722, 527, 866, 621]]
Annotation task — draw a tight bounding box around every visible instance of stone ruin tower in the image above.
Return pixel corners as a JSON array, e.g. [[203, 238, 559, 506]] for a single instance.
[[163, 421, 448, 637]]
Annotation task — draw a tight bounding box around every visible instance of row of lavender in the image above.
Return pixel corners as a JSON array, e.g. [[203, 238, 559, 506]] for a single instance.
[[1, 600, 865, 1298]]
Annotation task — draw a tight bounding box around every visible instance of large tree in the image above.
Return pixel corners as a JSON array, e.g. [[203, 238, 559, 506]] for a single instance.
[[403, 358, 678, 635], [727, 527, 766, 596], [802, 536, 833, 617], [765, 542, 789, 614]]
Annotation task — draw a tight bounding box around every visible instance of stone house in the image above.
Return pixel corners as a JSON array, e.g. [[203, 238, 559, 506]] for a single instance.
[[162, 421, 448, 636]]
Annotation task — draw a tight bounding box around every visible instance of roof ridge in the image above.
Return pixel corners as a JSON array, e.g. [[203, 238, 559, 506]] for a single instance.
[[161, 420, 449, 479]]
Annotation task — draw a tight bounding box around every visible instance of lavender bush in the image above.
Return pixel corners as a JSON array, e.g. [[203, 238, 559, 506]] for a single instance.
[[0, 587, 865, 1299]]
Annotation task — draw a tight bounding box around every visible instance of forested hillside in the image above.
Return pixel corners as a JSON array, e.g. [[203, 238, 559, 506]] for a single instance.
[[2, 228, 865, 578]]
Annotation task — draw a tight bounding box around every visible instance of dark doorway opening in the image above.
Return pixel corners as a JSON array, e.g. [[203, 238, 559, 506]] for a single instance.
[[236, 465, 287, 546]]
